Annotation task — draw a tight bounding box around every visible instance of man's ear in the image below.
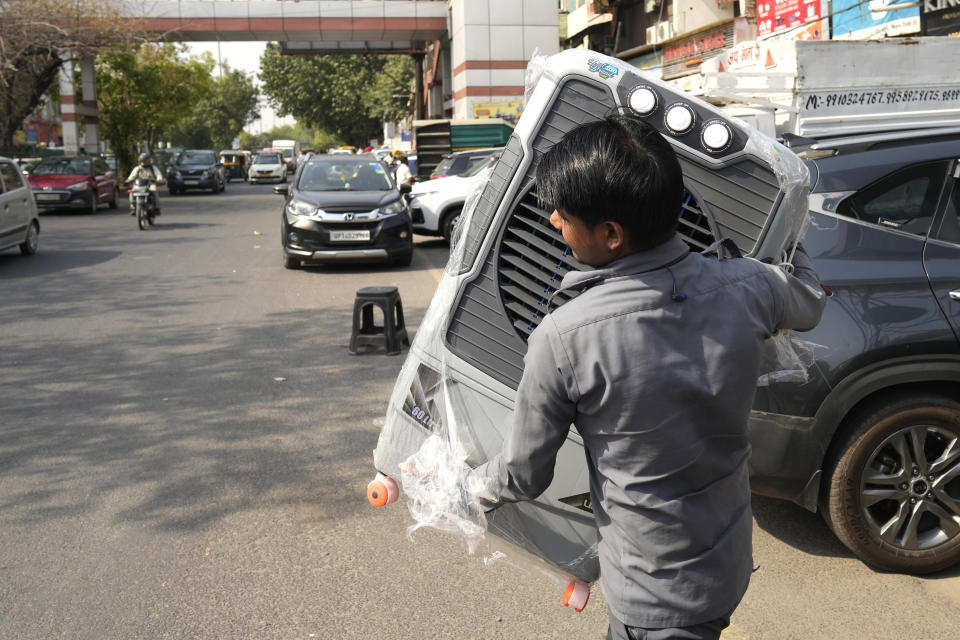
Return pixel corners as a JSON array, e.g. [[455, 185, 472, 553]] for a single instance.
[[604, 221, 629, 252]]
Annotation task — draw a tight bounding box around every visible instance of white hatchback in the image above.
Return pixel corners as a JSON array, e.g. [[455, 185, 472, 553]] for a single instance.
[[0, 156, 40, 257]]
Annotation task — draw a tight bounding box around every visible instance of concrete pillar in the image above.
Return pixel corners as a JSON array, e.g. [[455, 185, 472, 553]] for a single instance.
[[80, 56, 100, 153], [449, 0, 559, 119], [414, 51, 425, 120], [58, 54, 80, 154]]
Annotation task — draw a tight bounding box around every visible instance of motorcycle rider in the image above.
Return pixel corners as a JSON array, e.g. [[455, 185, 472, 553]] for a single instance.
[[126, 152, 165, 216]]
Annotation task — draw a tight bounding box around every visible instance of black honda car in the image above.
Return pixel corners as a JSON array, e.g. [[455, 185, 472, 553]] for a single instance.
[[167, 149, 226, 194], [277, 154, 413, 268]]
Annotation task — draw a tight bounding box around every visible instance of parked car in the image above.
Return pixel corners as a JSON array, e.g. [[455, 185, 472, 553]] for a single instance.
[[167, 149, 226, 194], [0, 156, 40, 256], [276, 154, 413, 268], [429, 147, 500, 180], [409, 152, 499, 242], [27, 155, 119, 213], [747, 127, 960, 573], [248, 151, 287, 184]]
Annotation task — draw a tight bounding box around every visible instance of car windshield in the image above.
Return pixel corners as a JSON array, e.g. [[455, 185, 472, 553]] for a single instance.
[[254, 153, 282, 165], [298, 160, 393, 192], [32, 157, 92, 175], [433, 156, 455, 175], [177, 151, 215, 165], [464, 155, 499, 177]]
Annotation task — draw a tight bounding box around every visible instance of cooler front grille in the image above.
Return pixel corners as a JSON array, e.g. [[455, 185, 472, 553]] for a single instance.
[[497, 188, 585, 339]]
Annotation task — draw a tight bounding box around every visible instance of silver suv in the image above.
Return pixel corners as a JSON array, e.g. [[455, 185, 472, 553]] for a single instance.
[[0, 156, 40, 257]]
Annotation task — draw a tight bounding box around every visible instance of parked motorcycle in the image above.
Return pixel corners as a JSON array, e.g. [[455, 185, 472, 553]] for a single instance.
[[129, 178, 158, 230]]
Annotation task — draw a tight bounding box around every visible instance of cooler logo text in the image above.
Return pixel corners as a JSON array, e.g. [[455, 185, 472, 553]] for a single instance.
[[587, 58, 619, 80]]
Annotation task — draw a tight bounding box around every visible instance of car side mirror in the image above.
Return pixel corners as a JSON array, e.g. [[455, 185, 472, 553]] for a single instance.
[[399, 183, 412, 194], [273, 184, 289, 196]]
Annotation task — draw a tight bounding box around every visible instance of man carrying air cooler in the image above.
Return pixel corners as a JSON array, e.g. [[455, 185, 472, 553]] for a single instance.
[[468, 113, 827, 640]]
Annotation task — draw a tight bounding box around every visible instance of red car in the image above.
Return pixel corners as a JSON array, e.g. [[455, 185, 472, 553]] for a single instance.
[[28, 156, 119, 213]]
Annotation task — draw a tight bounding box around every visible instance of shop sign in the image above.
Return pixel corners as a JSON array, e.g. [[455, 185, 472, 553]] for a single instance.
[[832, 0, 921, 38], [472, 101, 523, 121], [757, 0, 823, 38], [662, 24, 734, 80], [923, 0, 960, 35]]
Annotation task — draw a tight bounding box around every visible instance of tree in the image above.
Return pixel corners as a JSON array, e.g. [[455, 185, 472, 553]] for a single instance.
[[363, 55, 415, 124], [258, 45, 415, 145], [170, 66, 260, 149], [97, 44, 213, 173], [0, 0, 131, 147]]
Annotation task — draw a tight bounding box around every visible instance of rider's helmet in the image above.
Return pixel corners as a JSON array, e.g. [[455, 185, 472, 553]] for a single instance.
[[390, 150, 406, 162], [138, 152, 152, 167]]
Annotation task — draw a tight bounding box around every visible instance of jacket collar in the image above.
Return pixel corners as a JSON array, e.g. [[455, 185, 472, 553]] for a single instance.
[[559, 234, 691, 292]]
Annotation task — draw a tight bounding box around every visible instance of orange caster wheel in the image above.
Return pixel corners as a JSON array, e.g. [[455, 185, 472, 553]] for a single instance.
[[367, 472, 399, 508], [563, 580, 590, 612]]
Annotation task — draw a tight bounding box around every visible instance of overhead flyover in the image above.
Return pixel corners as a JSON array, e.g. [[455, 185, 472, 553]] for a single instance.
[[122, 0, 449, 53]]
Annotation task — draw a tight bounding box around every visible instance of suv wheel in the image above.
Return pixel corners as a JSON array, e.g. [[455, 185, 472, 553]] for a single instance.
[[823, 393, 960, 573], [283, 254, 300, 270], [441, 206, 463, 244]]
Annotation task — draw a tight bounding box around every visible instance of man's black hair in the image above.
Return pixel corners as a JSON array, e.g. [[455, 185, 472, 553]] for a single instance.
[[536, 113, 684, 250]]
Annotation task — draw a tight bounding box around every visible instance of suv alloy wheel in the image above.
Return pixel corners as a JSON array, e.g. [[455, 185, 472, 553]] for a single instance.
[[823, 393, 960, 573]]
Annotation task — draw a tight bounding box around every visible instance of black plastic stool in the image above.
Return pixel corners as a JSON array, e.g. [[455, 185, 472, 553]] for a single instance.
[[349, 286, 410, 355]]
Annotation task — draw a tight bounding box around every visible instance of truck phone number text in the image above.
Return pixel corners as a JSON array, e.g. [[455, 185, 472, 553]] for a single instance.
[[804, 88, 960, 111]]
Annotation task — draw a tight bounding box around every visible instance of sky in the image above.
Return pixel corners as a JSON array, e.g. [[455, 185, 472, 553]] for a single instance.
[[186, 41, 297, 133]]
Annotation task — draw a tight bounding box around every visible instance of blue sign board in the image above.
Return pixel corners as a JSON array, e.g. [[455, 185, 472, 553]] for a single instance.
[[833, 0, 921, 38]]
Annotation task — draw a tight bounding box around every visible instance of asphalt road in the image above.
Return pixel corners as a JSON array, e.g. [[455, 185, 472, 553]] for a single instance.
[[1, 182, 958, 639]]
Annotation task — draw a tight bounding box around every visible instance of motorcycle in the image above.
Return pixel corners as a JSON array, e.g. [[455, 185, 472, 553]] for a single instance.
[[129, 178, 158, 230]]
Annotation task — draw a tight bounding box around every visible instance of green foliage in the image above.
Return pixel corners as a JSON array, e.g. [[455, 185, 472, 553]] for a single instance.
[[310, 130, 344, 153], [0, 0, 131, 146], [97, 44, 213, 173], [168, 66, 260, 149], [258, 45, 414, 145]]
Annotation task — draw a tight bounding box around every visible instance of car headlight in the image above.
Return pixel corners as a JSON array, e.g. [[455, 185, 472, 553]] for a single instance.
[[67, 181, 90, 192], [285, 199, 322, 223], [412, 190, 440, 199], [201, 170, 210, 178], [378, 200, 406, 217]]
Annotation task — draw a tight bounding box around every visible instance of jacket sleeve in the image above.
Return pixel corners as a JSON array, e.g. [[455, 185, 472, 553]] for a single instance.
[[763, 244, 828, 332], [468, 316, 577, 511]]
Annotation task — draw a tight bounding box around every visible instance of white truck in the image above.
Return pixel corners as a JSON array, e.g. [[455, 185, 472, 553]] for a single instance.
[[701, 37, 960, 139], [270, 139, 301, 171]]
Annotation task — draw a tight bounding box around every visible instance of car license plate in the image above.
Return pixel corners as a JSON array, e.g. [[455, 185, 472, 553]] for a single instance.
[[184, 178, 199, 182], [36, 193, 59, 201], [259, 172, 271, 177], [330, 230, 371, 242]]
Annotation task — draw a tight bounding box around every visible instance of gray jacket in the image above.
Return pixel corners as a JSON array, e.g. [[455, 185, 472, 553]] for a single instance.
[[471, 234, 826, 628]]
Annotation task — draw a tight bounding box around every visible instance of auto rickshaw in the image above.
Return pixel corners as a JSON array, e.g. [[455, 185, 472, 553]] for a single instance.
[[219, 150, 250, 182]]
